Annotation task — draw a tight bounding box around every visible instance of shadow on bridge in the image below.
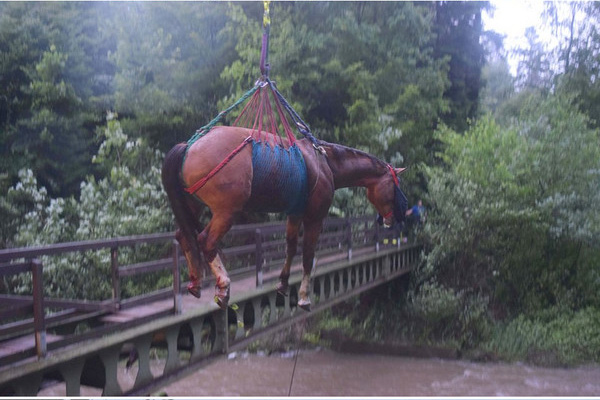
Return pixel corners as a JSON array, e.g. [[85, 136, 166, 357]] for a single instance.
[[0, 215, 422, 396]]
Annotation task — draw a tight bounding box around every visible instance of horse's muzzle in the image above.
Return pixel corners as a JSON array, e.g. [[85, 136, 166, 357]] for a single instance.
[[377, 214, 394, 228], [383, 217, 393, 229]]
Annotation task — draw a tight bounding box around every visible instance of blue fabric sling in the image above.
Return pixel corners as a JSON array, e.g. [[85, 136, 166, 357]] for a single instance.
[[251, 141, 308, 216]]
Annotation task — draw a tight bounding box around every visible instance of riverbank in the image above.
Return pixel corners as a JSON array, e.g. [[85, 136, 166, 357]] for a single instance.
[[321, 328, 461, 360]]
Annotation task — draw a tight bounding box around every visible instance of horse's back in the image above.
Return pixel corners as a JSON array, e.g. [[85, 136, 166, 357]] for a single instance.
[[182, 126, 310, 215]]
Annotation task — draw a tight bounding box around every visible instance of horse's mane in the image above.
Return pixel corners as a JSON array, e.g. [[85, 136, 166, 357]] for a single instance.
[[321, 141, 388, 171]]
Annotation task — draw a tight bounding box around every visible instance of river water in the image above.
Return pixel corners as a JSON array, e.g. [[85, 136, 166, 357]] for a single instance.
[[160, 348, 600, 397]]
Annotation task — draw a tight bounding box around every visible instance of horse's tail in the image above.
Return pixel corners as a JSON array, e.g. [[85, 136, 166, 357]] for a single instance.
[[162, 143, 204, 280]]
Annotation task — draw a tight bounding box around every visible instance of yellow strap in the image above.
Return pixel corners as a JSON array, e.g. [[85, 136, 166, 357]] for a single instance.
[[263, 0, 271, 28]]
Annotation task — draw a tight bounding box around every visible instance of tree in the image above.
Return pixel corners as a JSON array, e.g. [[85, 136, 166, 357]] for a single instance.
[[548, 2, 600, 129], [16, 45, 90, 195], [515, 27, 553, 91], [111, 2, 236, 150], [479, 58, 515, 117], [0, 2, 115, 197], [434, 1, 488, 132]]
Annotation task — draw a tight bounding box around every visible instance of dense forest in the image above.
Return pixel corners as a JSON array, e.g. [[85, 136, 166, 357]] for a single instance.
[[1, 1, 599, 365]]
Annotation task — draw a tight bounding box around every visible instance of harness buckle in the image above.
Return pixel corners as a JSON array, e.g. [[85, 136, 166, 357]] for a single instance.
[[313, 143, 326, 155]]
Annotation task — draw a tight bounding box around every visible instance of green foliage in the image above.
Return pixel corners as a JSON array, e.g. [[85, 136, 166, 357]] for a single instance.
[[111, 2, 236, 149], [0, 3, 113, 197], [424, 93, 600, 322], [486, 307, 600, 366], [4, 114, 172, 299]]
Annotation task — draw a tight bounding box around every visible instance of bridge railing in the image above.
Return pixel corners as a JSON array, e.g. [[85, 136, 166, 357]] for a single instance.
[[0, 215, 402, 361]]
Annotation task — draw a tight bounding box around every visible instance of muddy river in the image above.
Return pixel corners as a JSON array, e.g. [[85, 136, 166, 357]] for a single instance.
[[159, 348, 600, 396]]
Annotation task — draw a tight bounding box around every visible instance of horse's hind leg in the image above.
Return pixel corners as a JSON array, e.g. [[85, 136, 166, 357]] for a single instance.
[[176, 198, 208, 298], [298, 219, 323, 311], [197, 212, 234, 309], [175, 229, 203, 298], [276, 216, 302, 296]]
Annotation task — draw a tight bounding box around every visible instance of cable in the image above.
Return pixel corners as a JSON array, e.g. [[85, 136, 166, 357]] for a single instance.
[[287, 313, 308, 396]]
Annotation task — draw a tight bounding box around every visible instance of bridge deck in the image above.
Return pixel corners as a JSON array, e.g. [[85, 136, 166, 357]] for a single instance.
[[0, 245, 374, 366]]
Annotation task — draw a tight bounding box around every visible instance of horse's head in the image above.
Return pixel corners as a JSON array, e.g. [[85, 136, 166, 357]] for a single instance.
[[369, 165, 408, 228]]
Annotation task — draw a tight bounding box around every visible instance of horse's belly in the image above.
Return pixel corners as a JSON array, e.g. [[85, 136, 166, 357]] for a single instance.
[[246, 141, 308, 215]]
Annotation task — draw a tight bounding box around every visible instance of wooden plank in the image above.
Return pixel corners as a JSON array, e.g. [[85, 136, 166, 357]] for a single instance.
[[0, 232, 175, 263], [119, 258, 171, 277], [0, 294, 32, 304], [0, 303, 32, 321], [118, 288, 172, 310], [0, 333, 63, 359], [44, 298, 113, 312], [1, 294, 113, 313], [0, 262, 31, 277]]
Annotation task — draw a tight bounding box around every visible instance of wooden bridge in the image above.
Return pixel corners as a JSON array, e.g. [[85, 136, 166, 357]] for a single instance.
[[0, 216, 422, 396]]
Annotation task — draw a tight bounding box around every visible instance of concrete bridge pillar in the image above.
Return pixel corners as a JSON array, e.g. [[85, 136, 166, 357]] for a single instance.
[[132, 335, 153, 390], [59, 357, 85, 396], [188, 317, 204, 361], [164, 325, 181, 373], [98, 345, 122, 396]]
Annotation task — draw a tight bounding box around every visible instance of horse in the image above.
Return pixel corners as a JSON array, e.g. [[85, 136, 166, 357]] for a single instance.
[[161, 125, 407, 311]]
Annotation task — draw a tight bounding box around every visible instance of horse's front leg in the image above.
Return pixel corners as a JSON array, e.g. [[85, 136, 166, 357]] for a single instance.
[[298, 220, 323, 311], [276, 216, 302, 296], [198, 213, 234, 309]]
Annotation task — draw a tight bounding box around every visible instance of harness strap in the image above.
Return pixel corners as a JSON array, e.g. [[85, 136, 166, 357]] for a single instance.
[[387, 164, 400, 187], [184, 136, 253, 194], [382, 164, 400, 220]]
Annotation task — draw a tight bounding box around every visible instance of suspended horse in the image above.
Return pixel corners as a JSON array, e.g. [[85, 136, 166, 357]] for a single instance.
[[162, 123, 408, 310], [161, 1, 407, 310]]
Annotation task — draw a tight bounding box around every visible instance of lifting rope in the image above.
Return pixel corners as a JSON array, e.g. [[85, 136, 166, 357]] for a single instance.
[[186, 0, 320, 151]]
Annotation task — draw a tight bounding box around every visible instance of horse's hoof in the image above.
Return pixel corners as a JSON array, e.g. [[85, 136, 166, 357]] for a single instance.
[[298, 298, 311, 312], [214, 285, 230, 310], [275, 282, 288, 297], [187, 282, 201, 299]]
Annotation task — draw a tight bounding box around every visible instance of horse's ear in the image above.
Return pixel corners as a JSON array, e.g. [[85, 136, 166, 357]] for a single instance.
[[394, 167, 407, 175]]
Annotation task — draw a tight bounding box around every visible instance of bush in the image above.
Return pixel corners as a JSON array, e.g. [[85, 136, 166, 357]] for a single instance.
[[485, 307, 600, 366], [2, 113, 174, 300]]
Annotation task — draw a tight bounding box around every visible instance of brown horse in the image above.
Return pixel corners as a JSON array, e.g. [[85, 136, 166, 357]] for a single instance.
[[162, 126, 407, 310]]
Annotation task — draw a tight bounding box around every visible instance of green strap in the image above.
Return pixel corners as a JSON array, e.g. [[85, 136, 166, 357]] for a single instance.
[[186, 85, 260, 147]]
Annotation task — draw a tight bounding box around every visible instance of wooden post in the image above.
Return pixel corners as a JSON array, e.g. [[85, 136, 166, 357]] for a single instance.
[[346, 218, 352, 260], [255, 228, 263, 287], [110, 247, 120, 310], [172, 240, 182, 314], [374, 221, 380, 252], [32, 259, 46, 358]]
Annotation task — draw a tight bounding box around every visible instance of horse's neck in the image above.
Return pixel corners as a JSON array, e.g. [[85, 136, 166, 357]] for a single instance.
[[323, 143, 387, 189]]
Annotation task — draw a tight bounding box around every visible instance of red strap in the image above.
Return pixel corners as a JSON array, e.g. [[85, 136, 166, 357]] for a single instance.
[[382, 165, 399, 220], [387, 164, 399, 186], [184, 137, 253, 194]]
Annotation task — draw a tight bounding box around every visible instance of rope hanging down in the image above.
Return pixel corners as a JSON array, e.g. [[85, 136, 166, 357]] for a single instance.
[[186, 1, 319, 150]]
